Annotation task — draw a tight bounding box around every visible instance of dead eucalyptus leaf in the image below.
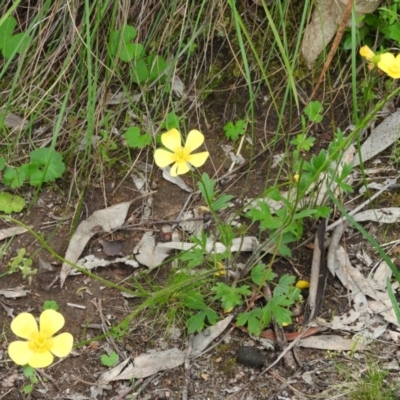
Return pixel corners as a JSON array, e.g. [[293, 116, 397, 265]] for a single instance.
[[59, 201, 132, 287], [353, 110, 400, 166]]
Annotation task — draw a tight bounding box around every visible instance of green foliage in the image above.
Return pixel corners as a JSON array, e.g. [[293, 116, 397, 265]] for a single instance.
[[101, 351, 119, 367], [250, 263, 276, 286], [160, 112, 180, 131], [7, 248, 36, 284], [28, 148, 66, 185], [290, 133, 315, 152], [0, 148, 66, 189], [22, 365, 37, 395], [212, 282, 251, 310], [0, 16, 32, 59], [110, 24, 168, 85], [363, 3, 400, 45], [109, 25, 143, 62], [177, 233, 207, 268], [124, 126, 151, 149], [0, 192, 26, 213], [223, 119, 247, 141], [236, 275, 301, 336], [184, 291, 218, 334], [43, 300, 59, 311], [198, 173, 234, 212], [304, 101, 323, 123]]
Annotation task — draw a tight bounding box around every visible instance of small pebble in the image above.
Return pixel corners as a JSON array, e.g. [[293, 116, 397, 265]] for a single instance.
[[236, 346, 265, 368]]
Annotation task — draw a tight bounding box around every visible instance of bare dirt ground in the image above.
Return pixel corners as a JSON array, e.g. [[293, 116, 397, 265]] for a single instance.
[[1, 76, 400, 400]]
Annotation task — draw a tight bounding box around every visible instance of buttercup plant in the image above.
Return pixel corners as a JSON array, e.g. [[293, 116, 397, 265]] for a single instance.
[[360, 45, 400, 79], [154, 129, 209, 176], [8, 309, 73, 368]]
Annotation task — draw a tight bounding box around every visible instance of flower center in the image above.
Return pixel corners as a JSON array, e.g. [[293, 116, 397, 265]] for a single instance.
[[29, 332, 53, 353], [173, 147, 190, 163]]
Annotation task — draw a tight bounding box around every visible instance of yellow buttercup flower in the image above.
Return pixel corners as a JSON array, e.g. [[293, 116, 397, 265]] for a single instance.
[[8, 310, 73, 368], [378, 53, 400, 79], [359, 45, 375, 61], [154, 129, 209, 176]]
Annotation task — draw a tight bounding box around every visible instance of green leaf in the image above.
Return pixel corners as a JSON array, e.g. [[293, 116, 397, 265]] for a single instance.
[[198, 172, 217, 206], [251, 264, 276, 286], [187, 312, 206, 334], [0, 192, 26, 213], [223, 120, 247, 141], [263, 299, 293, 326], [23, 365, 36, 379], [22, 385, 34, 394], [178, 245, 204, 268], [160, 112, 180, 131], [109, 25, 143, 62], [314, 205, 331, 219], [147, 54, 168, 82], [290, 133, 316, 152], [124, 126, 151, 149], [187, 309, 217, 334], [101, 352, 119, 367], [130, 58, 149, 84], [246, 202, 282, 231], [236, 308, 264, 336], [184, 291, 207, 310], [304, 101, 323, 123], [3, 32, 31, 58], [212, 194, 234, 212], [0, 156, 5, 170], [3, 165, 27, 188], [0, 17, 16, 49], [273, 274, 296, 296], [28, 148, 66, 186], [43, 300, 59, 311], [212, 282, 251, 310]]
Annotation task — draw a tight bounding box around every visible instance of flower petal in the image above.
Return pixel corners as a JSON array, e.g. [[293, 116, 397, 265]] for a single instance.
[[359, 45, 374, 61], [187, 151, 209, 168], [39, 310, 65, 337], [378, 53, 400, 79], [154, 149, 176, 168], [161, 129, 182, 151], [8, 341, 34, 365], [184, 130, 205, 152], [170, 161, 190, 176], [27, 350, 54, 369], [50, 332, 74, 358], [11, 313, 38, 339]]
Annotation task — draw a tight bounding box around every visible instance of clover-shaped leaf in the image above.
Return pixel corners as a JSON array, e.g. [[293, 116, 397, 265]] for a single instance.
[[130, 58, 149, 83], [124, 126, 151, 149], [0, 17, 17, 49], [0, 16, 31, 58], [3, 32, 32, 58], [0, 192, 26, 214], [101, 351, 119, 367], [110, 25, 144, 62], [147, 54, 168, 82], [3, 165, 28, 188], [28, 148, 66, 186]]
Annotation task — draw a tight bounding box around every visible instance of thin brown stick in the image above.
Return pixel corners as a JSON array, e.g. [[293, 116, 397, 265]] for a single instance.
[[308, 0, 354, 102], [182, 334, 194, 400]]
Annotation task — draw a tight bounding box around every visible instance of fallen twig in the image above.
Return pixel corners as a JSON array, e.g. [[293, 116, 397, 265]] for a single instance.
[[182, 334, 194, 400]]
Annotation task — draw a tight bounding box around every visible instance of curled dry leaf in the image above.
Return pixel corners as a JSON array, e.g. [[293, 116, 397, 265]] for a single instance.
[[59, 201, 132, 287]]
